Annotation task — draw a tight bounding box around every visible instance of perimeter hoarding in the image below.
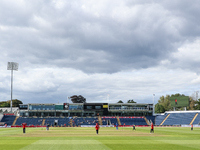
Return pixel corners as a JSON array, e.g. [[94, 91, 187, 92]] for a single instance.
[[170, 96, 189, 107]]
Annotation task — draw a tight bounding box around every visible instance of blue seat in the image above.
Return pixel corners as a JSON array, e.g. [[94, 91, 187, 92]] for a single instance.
[[156, 113, 197, 125], [1, 115, 16, 125]]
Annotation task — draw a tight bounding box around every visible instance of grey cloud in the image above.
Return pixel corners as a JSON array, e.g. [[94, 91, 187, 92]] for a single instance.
[[2, 0, 199, 74], [1, 0, 200, 104]]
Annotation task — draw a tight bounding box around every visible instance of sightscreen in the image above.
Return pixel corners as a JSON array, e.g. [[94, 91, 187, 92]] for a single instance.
[[170, 96, 189, 107]]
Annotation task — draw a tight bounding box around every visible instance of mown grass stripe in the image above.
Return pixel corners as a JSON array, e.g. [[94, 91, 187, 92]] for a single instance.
[[19, 139, 111, 150]]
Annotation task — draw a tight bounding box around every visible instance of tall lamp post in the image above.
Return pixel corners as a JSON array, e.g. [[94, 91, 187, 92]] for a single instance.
[[153, 94, 155, 116], [7, 62, 19, 112]]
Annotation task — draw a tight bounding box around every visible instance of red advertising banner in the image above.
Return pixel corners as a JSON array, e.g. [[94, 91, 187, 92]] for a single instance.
[[4, 113, 15, 116]]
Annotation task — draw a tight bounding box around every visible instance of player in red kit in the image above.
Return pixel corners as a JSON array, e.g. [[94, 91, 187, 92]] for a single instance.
[[22, 123, 27, 134], [150, 123, 154, 133], [95, 123, 100, 134]]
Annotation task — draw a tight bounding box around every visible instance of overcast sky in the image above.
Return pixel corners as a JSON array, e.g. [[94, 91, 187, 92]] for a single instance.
[[1, 0, 200, 104]]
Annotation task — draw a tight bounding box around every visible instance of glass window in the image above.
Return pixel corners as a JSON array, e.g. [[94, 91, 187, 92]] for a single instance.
[[95, 106, 101, 109], [86, 106, 92, 109]]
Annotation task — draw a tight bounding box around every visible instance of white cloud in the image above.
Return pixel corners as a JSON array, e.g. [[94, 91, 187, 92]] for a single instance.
[[175, 39, 200, 62]]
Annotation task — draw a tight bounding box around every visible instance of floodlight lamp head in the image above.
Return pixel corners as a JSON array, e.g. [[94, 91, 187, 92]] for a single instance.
[[7, 62, 19, 71]]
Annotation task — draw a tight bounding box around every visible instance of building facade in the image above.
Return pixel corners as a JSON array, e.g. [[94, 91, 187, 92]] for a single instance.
[[19, 103, 153, 117]]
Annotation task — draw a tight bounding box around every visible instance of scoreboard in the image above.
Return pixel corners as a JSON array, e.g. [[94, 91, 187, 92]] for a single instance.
[[170, 96, 189, 107]]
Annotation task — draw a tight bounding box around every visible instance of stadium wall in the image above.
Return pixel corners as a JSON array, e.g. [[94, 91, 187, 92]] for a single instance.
[[0, 113, 3, 121], [165, 110, 200, 114]]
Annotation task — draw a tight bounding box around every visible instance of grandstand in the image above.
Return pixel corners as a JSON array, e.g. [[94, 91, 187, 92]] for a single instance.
[[193, 113, 200, 124], [119, 117, 147, 125], [1, 115, 152, 127], [72, 117, 99, 126], [155, 111, 200, 126], [0, 115, 16, 126], [15, 117, 44, 126], [101, 117, 118, 125], [1, 112, 200, 127], [2, 102, 200, 127], [155, 113, 168, 125], [145, 116, 155, 124]]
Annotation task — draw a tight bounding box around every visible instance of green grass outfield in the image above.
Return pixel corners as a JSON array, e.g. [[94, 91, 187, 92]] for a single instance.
[[0, 127, 200, 150]]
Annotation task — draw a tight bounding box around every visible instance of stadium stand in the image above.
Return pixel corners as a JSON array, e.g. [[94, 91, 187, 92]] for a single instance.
[[14, 117, 70, 126], [101, 117, 118, 125], [163, 113, 196, 125], [155, 114, 168, 125], [57, 118, 70, 126], [15, 117, 43, 126], [0, 115, 16, 125], [45, 118, 70, 126], [83, 117, 98, 125], [73, 117, 98, 126], [191, 113, 200, 125], [155, 112, 200, 126], [119, 117, 147, 125], [6, 112, 200, 127], [13, 117, 100, 126], [145, 116, 155, 124], [162, 113, 196, 125]]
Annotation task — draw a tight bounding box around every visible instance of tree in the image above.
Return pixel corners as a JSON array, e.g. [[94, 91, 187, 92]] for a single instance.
[[155, 103, 165, 113], [155, 95, 171, 113], [0, 99, 23, 107], [117, 100, 123, 103], [189, 97, 195, 110], [171, 93, 185, 97], [127, 100, 136, 103], [70, 95, 86, 103], [0, 102, 10, 107], [194, 99, 200, 110], [157, 95, 171, 111], [8, 99, 23, 107]]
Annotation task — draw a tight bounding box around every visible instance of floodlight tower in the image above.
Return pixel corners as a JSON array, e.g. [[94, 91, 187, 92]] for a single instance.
[[153, 94, 155, 115], [7, 62, 19, 112], [196, 91, 199, 101]]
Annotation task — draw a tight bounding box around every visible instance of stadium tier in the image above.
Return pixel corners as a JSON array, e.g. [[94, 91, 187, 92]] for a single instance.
[[1, 116, 151, 126], [101, 117, 118, 125], [101, 116, 149, 125], [162, 113, 196, 125], [191, 113, 200, 125], [155, 114, 168, 125], [15, 117, 43, 126], [44, 118, 70, 126], [119, 117, 147, 125], [155, 111, 200, 126], [1, 113, 200, 126], [2, 102, 200, 127], [0, 115, 16, 125], [145, 116, 155, 124], [15, 117, 70, 126]]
